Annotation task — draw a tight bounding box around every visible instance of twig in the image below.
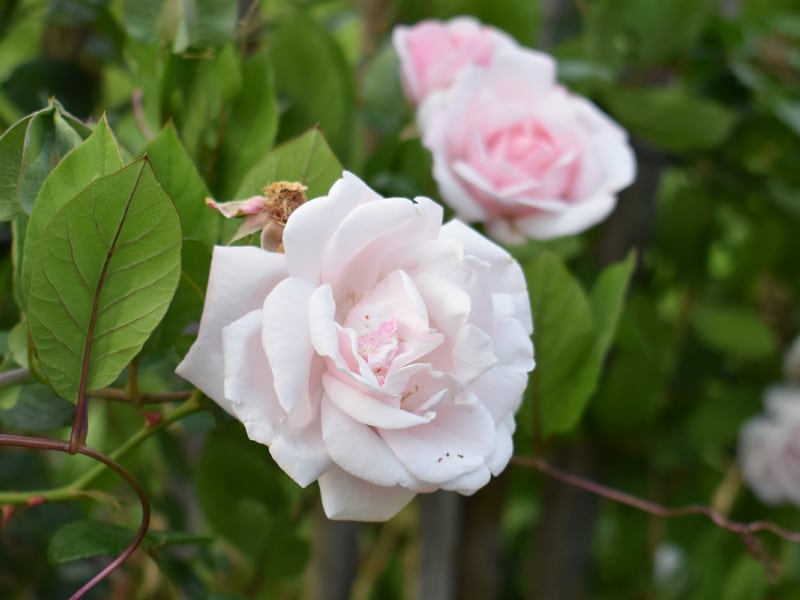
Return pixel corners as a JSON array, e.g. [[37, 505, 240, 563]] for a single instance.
[[0, 367, 32, 388], [512, 455, 800, 543]]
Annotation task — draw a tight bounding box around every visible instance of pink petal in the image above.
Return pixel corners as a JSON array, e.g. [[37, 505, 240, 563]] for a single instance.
[[261, 277, 319, 425], [176, 246, 287, 413], [318, 465, 417, 521], [321, 398, 419, 488], [270, 421, 332, 488], [282, 172, 379, 284], [322, 373, 434, 430], [222, 309, 282, 444], [510, 192, 616, 240]]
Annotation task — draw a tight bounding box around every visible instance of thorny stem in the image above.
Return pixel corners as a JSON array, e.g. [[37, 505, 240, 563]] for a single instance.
[[512, 454, 800, 543]]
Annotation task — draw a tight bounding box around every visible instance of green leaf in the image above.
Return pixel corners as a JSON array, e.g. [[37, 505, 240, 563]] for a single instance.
[[21, 115, 123, 307], [690, 304, 775, 361], [48, 519, 135, 564], [144, 239, 210, 353], [589, 251, 636, 358], [602, 88, 736, 152], [7, 319, 28, 368], [144, 121, 218, 245], [235, 128, 343, 202], [585, 0, 716, 66], [214, 51, 279, 199], [195, 424, 289, 554], [527, 251, 597, 435], [28, 159, 181, 403], [0, 383, 75, 432], [173, 0, 237, 52], [268, 11, 355, 159], [122, 0, 164, 43], [0, 103, 90, 221]]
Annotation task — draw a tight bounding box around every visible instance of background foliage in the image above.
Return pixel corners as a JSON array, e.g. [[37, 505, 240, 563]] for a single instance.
[[0, 0, 799, 598]]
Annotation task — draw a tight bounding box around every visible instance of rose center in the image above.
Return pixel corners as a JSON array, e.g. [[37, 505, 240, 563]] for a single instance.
[[357, 319, 399, 385]]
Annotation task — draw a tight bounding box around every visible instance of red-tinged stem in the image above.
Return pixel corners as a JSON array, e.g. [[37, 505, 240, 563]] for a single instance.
[[512, 455, 800, 543], [0, 433, 150, 600]]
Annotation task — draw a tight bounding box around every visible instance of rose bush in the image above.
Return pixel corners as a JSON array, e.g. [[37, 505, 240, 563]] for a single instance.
[[392, 16, 516, 106], [738, 386, 800, 506], [177, 172, 534, 521], [417, 46, 636, 243]]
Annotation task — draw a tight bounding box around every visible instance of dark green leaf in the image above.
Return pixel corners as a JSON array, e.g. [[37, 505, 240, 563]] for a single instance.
[[28, 159, 181, 402], [527, 251, 597, 435], [585, 0, 716, 66], [48, 519, 135, 564], [690, 304, 775, 361], [0, 383, 75, 432], [195, 424, 289, 554], [602, 88, 736, 151], [268, 11, 355, 159], [214, 51, 279, 199]]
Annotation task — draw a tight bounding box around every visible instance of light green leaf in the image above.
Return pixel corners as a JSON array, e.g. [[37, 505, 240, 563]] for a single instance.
[[0, 383, 75, 432], [28, 160, 181, 402], [602, 88, 736, 152], [690, 304, 775, 361], [0, 103, 90, 221], [235, 128, 343, 201], [214, 51, 279, 199], [144, 121, 218, 245], [527, 251, 597, 435], [21, 115, 123, 307], [48, 519, 135, 564], [589, 251, 636, 358]]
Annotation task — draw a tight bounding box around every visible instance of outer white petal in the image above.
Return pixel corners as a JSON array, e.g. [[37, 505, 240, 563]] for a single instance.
[[511, 192, 616, 241], [486, 414, 516, 475], [223, 309, 282, 445], [176, 246, 287, 413], [440, 220, 532, 333], [282, 172, 377, 284], [440, 465, 491, 495], [269, 420, 332, 488], [321, 399, 417, 488], [738, 417, 784, 505], [319, 466, 416, 521], [381, 400, 496, 485], [261, 277, 318, 425]]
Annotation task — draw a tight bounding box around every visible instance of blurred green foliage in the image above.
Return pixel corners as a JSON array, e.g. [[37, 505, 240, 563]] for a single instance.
[[0, 0, 798, 598]]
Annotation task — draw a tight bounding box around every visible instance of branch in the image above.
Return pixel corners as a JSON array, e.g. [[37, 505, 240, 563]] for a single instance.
[[512, 455, 800, 543]]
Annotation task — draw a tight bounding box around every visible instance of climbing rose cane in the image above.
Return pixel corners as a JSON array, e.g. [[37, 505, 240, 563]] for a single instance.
[[177, 172, 535, 521]]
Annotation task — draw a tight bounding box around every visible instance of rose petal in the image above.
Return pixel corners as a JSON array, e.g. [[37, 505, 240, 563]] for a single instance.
[[321, 399, 418, 488], [262, 277, 319, 425], [509, 192, 616, 241], [322, 373, 434, 430], [176, 246, 286, 413], [222, 309, 282, 444], [319, 466, 416, 521]]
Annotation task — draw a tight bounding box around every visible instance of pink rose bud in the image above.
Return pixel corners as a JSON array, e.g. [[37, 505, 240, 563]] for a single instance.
[[419, 46, 636, 244], [177, 172, 534, 521], [392, 16, 517, 106]]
